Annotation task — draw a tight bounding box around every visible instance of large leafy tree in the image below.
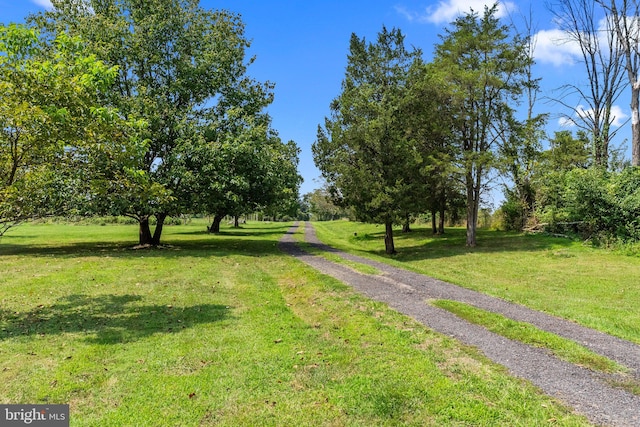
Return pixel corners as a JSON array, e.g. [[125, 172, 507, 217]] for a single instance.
[[313, 27, 423, 254], [303, 187, 347, 221], [33, 0, 269, 245], [178, 111, 301, 233], [433, 5, 532, 246], [0, 24, 141, 237]]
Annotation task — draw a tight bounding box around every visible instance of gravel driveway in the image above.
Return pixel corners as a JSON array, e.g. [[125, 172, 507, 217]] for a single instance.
[[278, 222, 640, 427]]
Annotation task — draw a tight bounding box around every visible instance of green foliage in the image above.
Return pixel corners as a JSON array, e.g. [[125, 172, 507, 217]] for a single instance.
[[498, 119, 545, 231], [554, 166, 640, 242], [0, 23, 140, 235], [564, 168, 612, 233], [32, 0, 274, 244], [612, 168, 640, 239], [313, 27, 424, 253], [545, 130, 592, 171], [433, 5, 533, 246], [403, 61, 464, 233], [177, 112, 301, 228], [533, 131, 592, 227], [497, 192, 528, 232], [303, 188, 347, 221]]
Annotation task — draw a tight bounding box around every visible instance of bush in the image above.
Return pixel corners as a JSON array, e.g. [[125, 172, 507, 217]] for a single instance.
[[563, 168, 614, 233], [610, 168, 640, 240], [544, 166, 640, 242], [498, 198, 527, 231]]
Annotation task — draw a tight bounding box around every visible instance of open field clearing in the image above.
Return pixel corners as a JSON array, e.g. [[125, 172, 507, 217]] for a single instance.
[[0, 220, 593, 425]]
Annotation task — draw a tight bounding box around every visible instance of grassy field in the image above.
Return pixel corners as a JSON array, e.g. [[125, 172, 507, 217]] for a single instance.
[[0, 219, 592, 425], [312, 221, 640, 345]]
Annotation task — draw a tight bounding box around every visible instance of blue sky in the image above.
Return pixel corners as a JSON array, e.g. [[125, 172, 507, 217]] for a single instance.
[[1, 1, 632, 203]]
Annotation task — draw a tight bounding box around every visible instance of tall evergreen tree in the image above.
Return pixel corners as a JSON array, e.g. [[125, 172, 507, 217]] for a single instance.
[[313, 27, 422, 254], [433, 5, 532, 246]]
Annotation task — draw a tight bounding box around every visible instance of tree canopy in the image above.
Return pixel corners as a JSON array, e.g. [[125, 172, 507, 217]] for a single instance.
[[7, 1, 640, 253], [432, 5, 533, 246], [315, 7, 534, 251], [27, 0, 299, 244], [313, 27, 424, 254], [0, 23, 143, 236]]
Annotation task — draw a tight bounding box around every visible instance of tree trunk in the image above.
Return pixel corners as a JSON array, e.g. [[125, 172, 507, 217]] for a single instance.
[[593, 131, 609, 169], [632, 86, 640, 166], [466, 174, 479, 247], [139, 216, 153, 246], [152, 213, 167, 245], [438, 205, 445, 235], [384, 220, 396, 255], [234, 215, 240, 228], [466, 209, 477, 247], [609, 0, 640, 166], [402, 214, 411, 233], [431, 210, 437, 234], [209, 214, 223, 234]]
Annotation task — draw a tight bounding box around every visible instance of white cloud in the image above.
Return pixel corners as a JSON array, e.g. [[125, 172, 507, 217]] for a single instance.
[[558, 116, 575, 128], [558, 105, 629, 128], [609, 105, 629, 127], [533, 17, 622, 67], [397, 0, 517, 25], [532, 28, 582, 67], [395, 6, 419, 22], [30, 0, 53, 9]]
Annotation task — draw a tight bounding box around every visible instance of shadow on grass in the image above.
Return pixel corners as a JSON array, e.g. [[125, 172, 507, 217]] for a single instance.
[[347, 227, 575, 261], [172, 224, 291, 238], [0, 221, 294, 259], [0, 294, 230, 344], [0, 236, 286, 260]]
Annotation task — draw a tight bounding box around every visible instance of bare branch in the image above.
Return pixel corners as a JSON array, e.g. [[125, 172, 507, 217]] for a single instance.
[[546, 0, 628, 166]]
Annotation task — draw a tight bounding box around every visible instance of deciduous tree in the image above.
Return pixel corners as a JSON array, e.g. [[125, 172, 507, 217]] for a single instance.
[[0, 24, 141, 236], [597, 0, 640, 166], [550, 0, 627, 167], [33, 0, 267, 245], [174, 108, 301, 233]]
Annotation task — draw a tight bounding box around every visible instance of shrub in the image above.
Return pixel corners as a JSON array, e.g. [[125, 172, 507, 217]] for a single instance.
[[546, 166, 640, 242], [563, 168, 613, 232], [498, 197, 527, 231]]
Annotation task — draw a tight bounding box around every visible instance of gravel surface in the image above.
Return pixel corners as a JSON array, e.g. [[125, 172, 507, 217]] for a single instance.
[[279, 222, 640, 427]]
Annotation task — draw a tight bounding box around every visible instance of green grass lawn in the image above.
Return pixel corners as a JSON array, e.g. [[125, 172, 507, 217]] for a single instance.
[[0, 219, 592, 425], [312, 221, 640, 345]]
